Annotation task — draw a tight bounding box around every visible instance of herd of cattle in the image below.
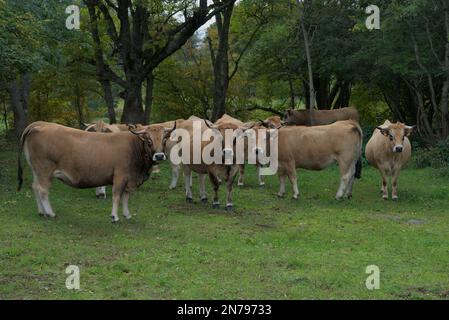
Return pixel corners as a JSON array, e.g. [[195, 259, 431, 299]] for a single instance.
[[16, 107, 415, 222]]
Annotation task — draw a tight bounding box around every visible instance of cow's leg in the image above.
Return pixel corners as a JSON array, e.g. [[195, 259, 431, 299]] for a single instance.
[[277, 174, 286, 197], [391, 169, 401, 200], [198, 173, 208, 203], [169, 164, 180, 190], [257, 165, 266, 186], [336, 164, 353, 200], [32, 187, 45, 215], [122, 192, 131, 219], [95, 186, 107, 199], [237, 164, 245, 187], [287, 170, 299, 200], [346, 174, 356, 199], [380, 170, 389, 200], [225, 166, 239, 210], [208, 173, 220, 209], [344, 160, 357, 199], [32, 172, 55, 218], [183, 166, 193, 203], [111, 178, 126, 223], [30, 172, 45, 215]]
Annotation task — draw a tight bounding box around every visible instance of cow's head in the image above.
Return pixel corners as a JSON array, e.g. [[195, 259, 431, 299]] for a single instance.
[[243, 122, 278, 159], [130, 123, 176, 162], [84, 120, 114, 133], [377, 122, 415, 153], [259, 116, 285, 130], [204, 120, 245, 163]]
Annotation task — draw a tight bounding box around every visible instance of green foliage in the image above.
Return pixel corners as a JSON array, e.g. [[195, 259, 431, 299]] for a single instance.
[[414, 138, 449, 172]]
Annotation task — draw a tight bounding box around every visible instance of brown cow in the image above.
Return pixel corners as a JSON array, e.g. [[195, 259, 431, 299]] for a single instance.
[[84, 120, 123, 198], [283, 107, 359, 126], [214, 114, 247, 186], [214, 114, 284, 187], [256, 120, 363, 199], [148, 119, 186, 187], [167, 116, 243, 209], [17, 121, 174, 222], [365, 120, 415, 200]]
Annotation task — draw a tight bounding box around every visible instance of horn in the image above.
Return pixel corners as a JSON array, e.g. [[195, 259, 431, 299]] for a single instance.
[[204, 119, 213, 129]]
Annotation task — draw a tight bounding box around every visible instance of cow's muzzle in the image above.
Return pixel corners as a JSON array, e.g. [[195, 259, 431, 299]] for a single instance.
[[393, 145, 403, 153], [153, 153, 167, 161]]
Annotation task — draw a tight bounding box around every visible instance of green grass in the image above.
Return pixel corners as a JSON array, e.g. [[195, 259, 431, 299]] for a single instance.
[[1, 144, 449, 300]]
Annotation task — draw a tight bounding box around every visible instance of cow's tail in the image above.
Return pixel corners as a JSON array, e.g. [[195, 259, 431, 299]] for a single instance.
[[351, 121, 363, 179], [17, 123, 35, 191]]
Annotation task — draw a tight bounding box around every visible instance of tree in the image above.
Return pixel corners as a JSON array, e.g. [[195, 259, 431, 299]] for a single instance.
[[84, 0, 235, 124], [0, 0, 43, 137]]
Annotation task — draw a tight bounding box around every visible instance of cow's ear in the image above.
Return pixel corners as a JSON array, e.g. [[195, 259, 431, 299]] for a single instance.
[[377, 126, 389, 136], [404, 125, 416, 137]]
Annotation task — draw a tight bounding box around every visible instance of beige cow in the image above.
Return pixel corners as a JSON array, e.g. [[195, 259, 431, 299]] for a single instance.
[[18, 121, 173, 222], [365, 120, 415, 200], [256, 120, 363, 199], [167, 116, 243, 209]]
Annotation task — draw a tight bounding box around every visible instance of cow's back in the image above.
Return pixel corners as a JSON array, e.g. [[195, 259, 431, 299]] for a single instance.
[[24, 122, 139, 188]]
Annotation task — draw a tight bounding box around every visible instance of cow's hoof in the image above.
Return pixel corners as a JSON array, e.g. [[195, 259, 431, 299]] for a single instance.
[[226, 205, 234, 211], [277, 193, 284, 198], [237, 182, 244, 187], [96, 194, 106, 199], [169, 186, 176, 190], [347, 195, 353, 200], [124, 215, 132, 220], [186, 197, 193, 203], [382, 195, 388, 200], [201, 198, 208, 204], [392, 196, 398, 201], [292, 195, 299, 200], [111, 216, 119, 223], [259, 182, 265, 187], [212, 203, 220, 209]]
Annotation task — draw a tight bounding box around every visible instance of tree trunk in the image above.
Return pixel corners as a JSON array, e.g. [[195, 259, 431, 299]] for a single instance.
[[7, 76, 28, 139], [288, 78, 296, 109], [121, 81, 144, 124], [74, 84, 85, 128], [144, 72, 154, 125], [102, 80, 116, 124], [210, 2, 235, 122], [315, 76, 329, 109], [297, 0, 315, 125], [2, 99, 8, 132]]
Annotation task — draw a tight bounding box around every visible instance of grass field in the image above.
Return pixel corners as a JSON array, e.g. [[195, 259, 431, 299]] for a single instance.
[[1, 140, 449, 300]]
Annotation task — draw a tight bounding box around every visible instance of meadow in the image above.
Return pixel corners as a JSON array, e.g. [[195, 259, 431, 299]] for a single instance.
[[1, 139, 449, 300]]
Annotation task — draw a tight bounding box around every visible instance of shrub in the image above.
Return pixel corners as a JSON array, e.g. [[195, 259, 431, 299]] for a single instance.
[[413, 137, 449, 173]]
